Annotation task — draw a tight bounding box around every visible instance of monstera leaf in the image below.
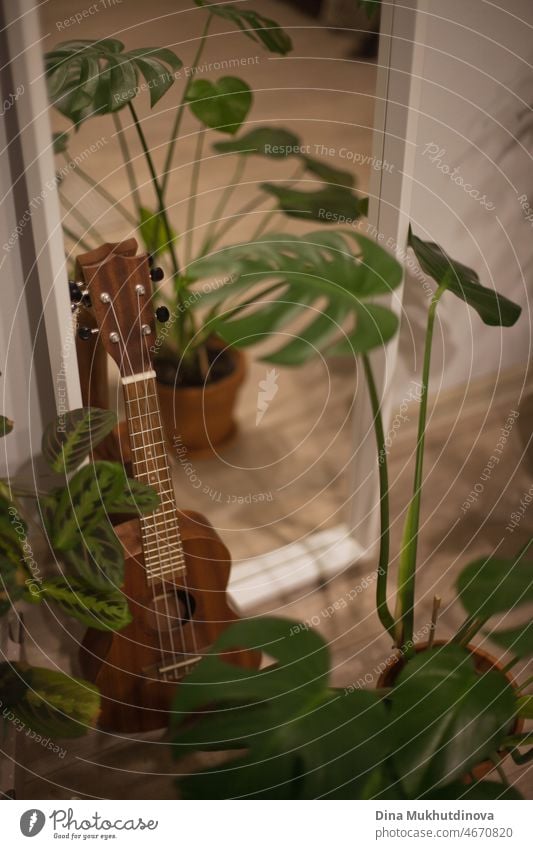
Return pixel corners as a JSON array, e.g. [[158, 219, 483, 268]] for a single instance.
[[188, 230, 402, 364], [45, 40, 182, 124], [194, 1, 292, 55], [186, 77, 252, 135], [42, 407, 117, 474], [408, 229, 521, 327], [45, 461, 158, 552], [0, 415, 13, 437], [171, 617, 392, 799], [387, 645, 516, 795], [457, 543, 533, 658], [3, 664, 100, 738], [42, 576, 131, 631], [213, 127, 301, 158], [261, 183, 361, 223]]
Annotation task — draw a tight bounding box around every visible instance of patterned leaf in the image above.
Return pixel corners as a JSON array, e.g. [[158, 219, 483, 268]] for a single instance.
[[42, 407, 117, 474], [42, 576, 132, 631], [8, 664, 100, 738], [61, 521, 124, 592]]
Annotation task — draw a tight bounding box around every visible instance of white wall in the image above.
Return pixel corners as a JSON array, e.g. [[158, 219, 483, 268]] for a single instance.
[[399, 0, 533, 390]]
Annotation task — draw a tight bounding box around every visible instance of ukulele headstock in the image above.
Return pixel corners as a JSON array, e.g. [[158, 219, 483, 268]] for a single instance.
[[74, 240, 166, 379]]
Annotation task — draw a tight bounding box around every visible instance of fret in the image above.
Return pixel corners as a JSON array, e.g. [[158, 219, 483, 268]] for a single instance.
[[125, 393, 159, 403], [122, 375, 186, 580]]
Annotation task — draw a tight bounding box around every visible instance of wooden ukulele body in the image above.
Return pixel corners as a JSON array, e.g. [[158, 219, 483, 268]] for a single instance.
[[81, 510, 257, 733]]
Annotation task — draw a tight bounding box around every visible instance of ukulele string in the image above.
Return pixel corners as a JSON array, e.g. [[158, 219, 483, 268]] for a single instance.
[[108, 296, 168, 680], [135, 290, 185, 678], [141, 328, 201, 665]]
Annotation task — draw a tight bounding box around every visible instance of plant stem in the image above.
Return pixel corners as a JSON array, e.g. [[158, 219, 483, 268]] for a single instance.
[[185, 129, 206, 268], [428, 595, 441, 649], [204, 193, 270, 252], [161, 12, 213, 196], [127, 102, 192, 357], [395, 281, 448, 650], [62, 224, 92, 252], [489, 753, 509, 785], [62, 154, 138, 227], [112, 112, 143, 219], [361, 353, 395, 639], [200, 155, 247, 256], [59, 190, 106, 245]]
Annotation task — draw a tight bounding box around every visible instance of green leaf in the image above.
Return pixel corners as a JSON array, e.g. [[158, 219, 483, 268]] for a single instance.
[[213, 127, 301, 158], [47, 461, 158, 552], [42, 576, 131, 631], [261, 183, 361, 222], [425, 780, 523, 800], [457, 548, 533, 620], [408, 229, 521, 327], [490, 624, 533, 659], [517, 695, 533, 718], [388, 646, 517, 795], [188, 230, 402, 363], [7, 664, 99, 738], [0, 415, 13, 437], [301, 155, 355, 188], [0, 555, 25, 617], [357, 0, 381, 18], [194, 1, 292, 55], [61, 521, 124, 592], [126, 48, 182, 107], [45, 40, 182, 124], [52, 131, 69, 155], [41, 407, 117, 474], [186, 77, 252, 135], [171, 617, 391, 799], [139, 206, 177, 258]]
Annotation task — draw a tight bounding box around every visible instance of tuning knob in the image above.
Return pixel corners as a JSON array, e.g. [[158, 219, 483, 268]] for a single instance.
[[156, 306, 170, 323], [150, 266, 164, 283], [78, 327, 98, 341], [68, 280, 83, 304]]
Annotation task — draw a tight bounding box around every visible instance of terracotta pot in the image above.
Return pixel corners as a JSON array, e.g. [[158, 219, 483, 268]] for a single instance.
[[377, 640, 523, 783], [156, 345, 246, 457]]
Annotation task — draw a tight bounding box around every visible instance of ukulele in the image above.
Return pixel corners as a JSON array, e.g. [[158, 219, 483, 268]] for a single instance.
[[73, 239, 257, 733]]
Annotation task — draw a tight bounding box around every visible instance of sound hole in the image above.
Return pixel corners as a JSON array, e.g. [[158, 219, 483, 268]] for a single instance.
[[146, 587, 196, 634]]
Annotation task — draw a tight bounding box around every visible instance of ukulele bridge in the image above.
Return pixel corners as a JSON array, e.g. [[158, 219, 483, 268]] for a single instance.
[[143, 654, 203, 682]]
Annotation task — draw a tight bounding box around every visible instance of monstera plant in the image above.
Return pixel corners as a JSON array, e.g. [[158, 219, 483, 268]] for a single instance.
[[167, 231, 531, 798], [44, 2, 403, 453], [0, 409, 157, 740]]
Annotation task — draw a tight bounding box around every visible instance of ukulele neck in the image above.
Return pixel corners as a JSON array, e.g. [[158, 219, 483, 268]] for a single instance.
[[122, 371, 185, 583]]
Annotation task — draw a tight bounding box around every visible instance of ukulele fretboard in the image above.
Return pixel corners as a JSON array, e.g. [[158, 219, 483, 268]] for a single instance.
[[123, 373, 186, 582]]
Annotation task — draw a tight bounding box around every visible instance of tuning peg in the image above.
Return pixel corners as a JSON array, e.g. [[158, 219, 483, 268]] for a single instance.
[[150, 266, 164, 283], [156, 306, 170, 323], [68, 280, 83, 304], [78, 326, 98, 341]]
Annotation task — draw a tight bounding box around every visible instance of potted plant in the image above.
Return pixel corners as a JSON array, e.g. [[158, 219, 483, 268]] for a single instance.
[[166, 230, 532, 799], [0, 408, 158, 744], [44, 2, 397, 454]]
